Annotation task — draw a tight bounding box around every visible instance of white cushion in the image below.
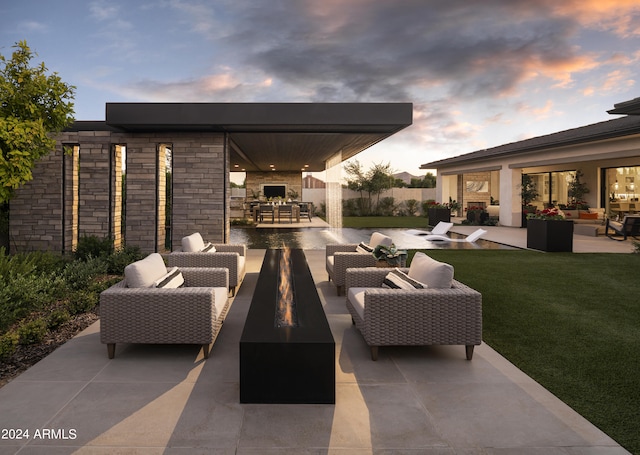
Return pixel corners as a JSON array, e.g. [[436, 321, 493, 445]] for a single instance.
[[124, 253, 168, 288], [408, 252, 454, 289], [369, 232, 393, 248], [182, 232, 205, 252], [382, 268, 425, 289], [213, 287, 228, 318], [347, 287, 368, 320], [237, 256, 246, 280], [326, 255, 335, 274], [154, 267, 185, 288]]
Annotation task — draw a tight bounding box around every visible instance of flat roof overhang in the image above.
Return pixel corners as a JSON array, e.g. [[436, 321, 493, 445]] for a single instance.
[[99, 102, 412, 172]]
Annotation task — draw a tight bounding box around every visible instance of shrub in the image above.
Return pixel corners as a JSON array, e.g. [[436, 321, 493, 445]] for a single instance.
[[404, 199, 420, 216], [0, 273, 66, 332], [0, 331, 18, 360], [66, 290, 99, 315], [0, 247, 38, 282], [74, 234, 114, 261], [17, 319, 48, 345], [376, 197, 397, 216], [47, 308, 70, 330], [62, 256, 108, 291], [105, 245, 144, 275]]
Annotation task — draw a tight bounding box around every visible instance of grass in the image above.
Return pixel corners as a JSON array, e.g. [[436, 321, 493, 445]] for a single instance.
[[342, 216, 429, 228], [407, 249, 640, 454]]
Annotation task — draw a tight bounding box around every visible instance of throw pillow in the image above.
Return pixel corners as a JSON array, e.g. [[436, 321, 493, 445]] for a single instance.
[[579, 212, 599, 220], [202, 242, 217, 252], [154, 267, 185, 288], [355, 242, 374, 253], [408, 252, 454, 289], [382, 268, 425, 289]]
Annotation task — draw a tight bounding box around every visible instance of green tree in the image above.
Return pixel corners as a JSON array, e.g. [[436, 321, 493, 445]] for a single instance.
[[409, 172, 436, 188], [567, 169, 589, 205], [344, 159, 369, 214], [0, 41, 75, 203], [343, 160, 395, 215], [367, 162, 394, 213]]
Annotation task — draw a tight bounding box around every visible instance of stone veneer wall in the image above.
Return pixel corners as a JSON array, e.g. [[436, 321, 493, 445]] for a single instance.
[[10, 146, 66, 252], [170, 133, 228, 248], [9, 130, 229, 254], [245, 171, 302, 201]]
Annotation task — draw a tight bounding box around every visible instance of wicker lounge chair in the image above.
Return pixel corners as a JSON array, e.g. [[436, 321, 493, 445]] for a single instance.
[[345, 253, 482, 361], [326, 231, 404, 296], [168, 233, 246, 296], [100, 253, 230, 359]]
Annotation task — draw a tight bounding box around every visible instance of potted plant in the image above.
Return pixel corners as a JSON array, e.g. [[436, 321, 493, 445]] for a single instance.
[[567, 170, 589, 208], [372, 243, 407, 267], [423, 200, 451, 225], [520, 175, 540, 227], [465, 205, 488, 225], [526, 208, 574, 252]]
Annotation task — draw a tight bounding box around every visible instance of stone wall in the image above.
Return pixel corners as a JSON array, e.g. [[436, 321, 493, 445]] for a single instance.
[[9, 130, 229, 254], [245, 171, 302, 201]]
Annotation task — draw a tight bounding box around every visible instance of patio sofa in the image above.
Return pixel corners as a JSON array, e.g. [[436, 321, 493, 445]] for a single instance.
[[168, 232, 246, 295], [100, 253, 230, 359], [562, 209, 606, 236], [345, 252, 482, 361], [326, 231, 405, 296]]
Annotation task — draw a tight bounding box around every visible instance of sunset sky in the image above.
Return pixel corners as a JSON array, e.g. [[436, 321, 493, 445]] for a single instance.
[[2, 1, 640, 178]]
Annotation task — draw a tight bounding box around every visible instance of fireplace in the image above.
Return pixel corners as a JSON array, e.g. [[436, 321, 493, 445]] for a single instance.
[[240, 249, 335, 404]]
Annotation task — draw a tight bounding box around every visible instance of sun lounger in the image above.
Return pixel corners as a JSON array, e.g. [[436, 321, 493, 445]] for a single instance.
[[405, 221, 454, 236], [423, 228, 487, 243]]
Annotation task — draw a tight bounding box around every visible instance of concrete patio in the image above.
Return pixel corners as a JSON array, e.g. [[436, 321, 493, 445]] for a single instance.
[[0, 229, 633, 454]]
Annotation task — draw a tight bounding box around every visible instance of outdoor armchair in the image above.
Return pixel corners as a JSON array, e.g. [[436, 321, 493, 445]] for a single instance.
[[605, 215, 640, 241], [345, 254, 482, 361], [100, 253, 230, 359], [168, 233, 246, 295], [326, 231, 403, 296]]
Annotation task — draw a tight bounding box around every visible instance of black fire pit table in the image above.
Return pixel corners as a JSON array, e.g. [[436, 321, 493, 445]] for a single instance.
[[240, 248, 335, 404]]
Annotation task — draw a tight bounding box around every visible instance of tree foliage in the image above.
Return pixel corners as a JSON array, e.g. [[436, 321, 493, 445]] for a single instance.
[[0, 41, 75, 203], [409, 172, 436, 188], [343, 160, 395, 215]]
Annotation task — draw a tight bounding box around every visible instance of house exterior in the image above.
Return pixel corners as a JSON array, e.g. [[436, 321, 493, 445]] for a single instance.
[[8, 102, 412, 253], [420, 99, 640, 227]]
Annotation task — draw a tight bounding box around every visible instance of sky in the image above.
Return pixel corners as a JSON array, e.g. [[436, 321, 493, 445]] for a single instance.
[[2, 0, 640, 181]]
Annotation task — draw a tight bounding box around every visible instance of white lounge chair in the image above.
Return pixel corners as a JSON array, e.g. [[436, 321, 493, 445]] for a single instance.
[[424, 228, 487, 243], [405, 221, 454, 236]]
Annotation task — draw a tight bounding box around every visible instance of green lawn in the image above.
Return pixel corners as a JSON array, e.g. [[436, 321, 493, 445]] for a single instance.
[[407, 249, 639, 454]]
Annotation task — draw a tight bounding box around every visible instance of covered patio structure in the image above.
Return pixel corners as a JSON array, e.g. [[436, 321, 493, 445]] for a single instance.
[[8, 102, 412, 253]]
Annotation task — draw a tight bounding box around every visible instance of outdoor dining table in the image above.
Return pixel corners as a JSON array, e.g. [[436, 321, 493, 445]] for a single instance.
[[252, 204, 301, 223]]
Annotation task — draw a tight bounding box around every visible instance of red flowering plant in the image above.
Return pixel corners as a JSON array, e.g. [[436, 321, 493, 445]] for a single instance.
[[526, 208, 565, 220], [424, 200, 450, 209]]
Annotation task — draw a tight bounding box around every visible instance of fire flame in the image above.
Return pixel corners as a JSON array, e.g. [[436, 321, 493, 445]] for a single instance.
[[277, 248, 296, 327]]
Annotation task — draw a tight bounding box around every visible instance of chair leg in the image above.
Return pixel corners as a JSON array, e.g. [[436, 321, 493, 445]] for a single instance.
[[107, 343, 115, 359], [370, 346, 379, 361], [202, 344, 211, 359], [465, 345, 475, 360], [336, 285, 344, 296]]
